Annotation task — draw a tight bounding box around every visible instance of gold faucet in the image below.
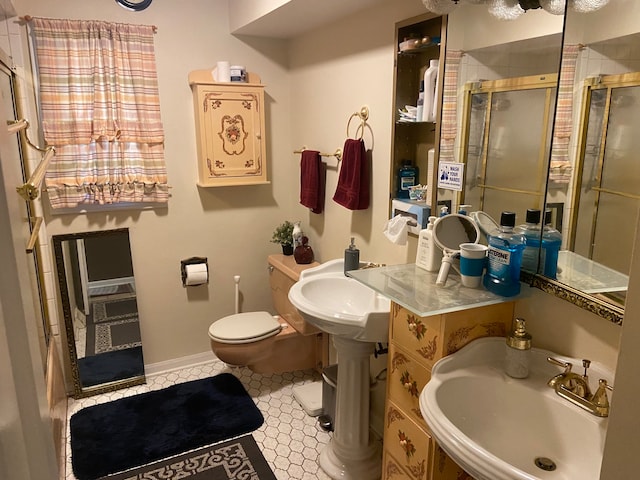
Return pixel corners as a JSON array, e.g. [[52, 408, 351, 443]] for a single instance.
[[360, 262, 386, 269], [547, 357, 613, 417]]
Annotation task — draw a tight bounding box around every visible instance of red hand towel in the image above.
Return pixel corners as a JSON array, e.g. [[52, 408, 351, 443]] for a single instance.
[[300, 150, 324, 214], [333, 138, 370, 210]]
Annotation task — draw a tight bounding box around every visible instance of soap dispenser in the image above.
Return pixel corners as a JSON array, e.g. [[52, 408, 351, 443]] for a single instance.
[[416, 216, 442, 272], [505, 318, 532, 379], [344, 237, 360, 275]]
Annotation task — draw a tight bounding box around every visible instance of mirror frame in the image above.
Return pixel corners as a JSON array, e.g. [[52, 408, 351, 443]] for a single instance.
[[525, 271, 624, 325], [53, 228, 146, 398]]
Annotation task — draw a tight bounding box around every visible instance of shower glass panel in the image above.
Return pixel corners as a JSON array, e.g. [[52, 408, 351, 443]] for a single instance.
[[460, 75, 557, 227], [572, 76, 640, 277]]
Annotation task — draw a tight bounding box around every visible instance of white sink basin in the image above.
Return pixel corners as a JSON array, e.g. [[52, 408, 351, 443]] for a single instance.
[[288, 259, 391, 342], [420, 337, 611, 480]]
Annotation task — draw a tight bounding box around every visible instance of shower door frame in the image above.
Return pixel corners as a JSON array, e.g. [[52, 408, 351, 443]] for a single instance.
[[458, 74, 558, 216]]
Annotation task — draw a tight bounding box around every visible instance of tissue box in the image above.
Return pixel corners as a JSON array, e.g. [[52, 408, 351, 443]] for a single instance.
[[392, 199, 431, 235]]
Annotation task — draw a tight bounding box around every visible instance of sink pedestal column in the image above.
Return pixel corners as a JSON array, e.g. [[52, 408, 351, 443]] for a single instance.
[[319, 336, 381, 480]]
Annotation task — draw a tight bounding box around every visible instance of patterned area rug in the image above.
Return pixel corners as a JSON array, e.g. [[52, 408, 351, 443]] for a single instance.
[[98, 435, 276, 480], [85, 297, 141, 355]]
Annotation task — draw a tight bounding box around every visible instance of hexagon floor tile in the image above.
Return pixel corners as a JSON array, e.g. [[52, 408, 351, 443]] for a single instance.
[[65, 358, 333, 480]]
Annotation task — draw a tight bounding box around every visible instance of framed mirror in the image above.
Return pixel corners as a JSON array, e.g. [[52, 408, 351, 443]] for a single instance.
[[438, 5, 564, 219], [537, 0, 637, 325], [53, 228, 146, 397]]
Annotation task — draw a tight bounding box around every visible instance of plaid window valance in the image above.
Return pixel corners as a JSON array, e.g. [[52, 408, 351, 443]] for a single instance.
[[30, 17, 170, 208]]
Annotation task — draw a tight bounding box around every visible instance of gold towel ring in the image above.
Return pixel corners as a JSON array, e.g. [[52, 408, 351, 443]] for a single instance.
[[346, 106, 370, 139]]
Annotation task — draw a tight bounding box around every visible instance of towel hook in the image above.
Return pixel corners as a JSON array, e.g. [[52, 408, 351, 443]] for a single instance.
[[346, 106, 369, 139]]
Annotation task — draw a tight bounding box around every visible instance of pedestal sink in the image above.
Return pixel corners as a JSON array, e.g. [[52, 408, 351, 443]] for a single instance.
[[288, 259, 391, 480], [420, 337, 612, 480]]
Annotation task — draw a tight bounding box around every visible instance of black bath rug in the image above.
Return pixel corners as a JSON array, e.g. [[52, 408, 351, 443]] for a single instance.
[[70, 373, 264, 480]]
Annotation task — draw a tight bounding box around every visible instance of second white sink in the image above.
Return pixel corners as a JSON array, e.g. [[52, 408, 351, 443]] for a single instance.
[[420, 337, 611, 480]]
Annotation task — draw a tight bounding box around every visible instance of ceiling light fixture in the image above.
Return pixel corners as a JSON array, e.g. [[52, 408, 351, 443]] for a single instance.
[[421, 0, 610, 19], [115, 0, 153, 12]]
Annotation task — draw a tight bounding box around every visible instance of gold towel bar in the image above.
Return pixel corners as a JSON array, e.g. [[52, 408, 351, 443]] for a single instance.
[[294, 146, 342, 162], [7, 119, 28, 135], [26, 217, 43, 254], [17, 146, 56, 201]]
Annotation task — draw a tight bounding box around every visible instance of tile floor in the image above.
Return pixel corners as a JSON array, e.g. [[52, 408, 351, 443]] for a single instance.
[[65, 357, 333, 480]]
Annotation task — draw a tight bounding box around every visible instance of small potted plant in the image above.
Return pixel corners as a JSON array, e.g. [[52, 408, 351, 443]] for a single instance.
[[271, 220, 295, 255]]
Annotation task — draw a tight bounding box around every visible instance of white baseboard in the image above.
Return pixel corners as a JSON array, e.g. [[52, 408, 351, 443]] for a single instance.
[[145, 351, 217, 377]]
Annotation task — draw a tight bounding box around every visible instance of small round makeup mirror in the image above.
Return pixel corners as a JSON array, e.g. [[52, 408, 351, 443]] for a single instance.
[[433, 214, 480, 286], [470, 211, 499, 241]]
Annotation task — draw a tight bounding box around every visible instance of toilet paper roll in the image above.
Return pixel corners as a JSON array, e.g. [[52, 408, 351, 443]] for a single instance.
[[214, 61, 231, 82], [185, 263, 208, 286]]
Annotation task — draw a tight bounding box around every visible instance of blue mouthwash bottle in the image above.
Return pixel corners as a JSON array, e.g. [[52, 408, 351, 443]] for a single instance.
[[483, 211, 525, 297], [396, 160, 419, 199], [542, 209, 562, 279], [515, 209, 541, 274]]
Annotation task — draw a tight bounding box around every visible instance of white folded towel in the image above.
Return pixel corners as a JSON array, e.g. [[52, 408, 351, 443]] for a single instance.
[[384, 214, 411, 245]]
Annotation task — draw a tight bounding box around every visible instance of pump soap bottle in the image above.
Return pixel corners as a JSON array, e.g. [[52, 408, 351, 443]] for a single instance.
[[344, 237, 360, 275], [505, 318, 532, 379]]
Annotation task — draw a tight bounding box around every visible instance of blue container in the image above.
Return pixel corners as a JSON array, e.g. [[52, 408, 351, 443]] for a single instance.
[[483, 211, 525, 297], [515, 209, 541, 273], [541, 210, 562, 279], [396, 160, 419, 199]]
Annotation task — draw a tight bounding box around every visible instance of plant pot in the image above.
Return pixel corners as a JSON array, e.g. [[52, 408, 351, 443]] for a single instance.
[[281, 244, 294, 256]]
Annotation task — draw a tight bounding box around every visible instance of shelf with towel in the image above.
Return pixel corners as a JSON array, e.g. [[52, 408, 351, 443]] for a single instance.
[[293, 146, 342, 162]]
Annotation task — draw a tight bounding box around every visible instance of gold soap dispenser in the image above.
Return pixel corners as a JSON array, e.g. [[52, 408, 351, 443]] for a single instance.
[[505, 317, 532, 379]]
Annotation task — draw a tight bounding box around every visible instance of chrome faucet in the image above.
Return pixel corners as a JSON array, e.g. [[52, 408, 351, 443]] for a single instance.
[[547, 357, 613, 417]]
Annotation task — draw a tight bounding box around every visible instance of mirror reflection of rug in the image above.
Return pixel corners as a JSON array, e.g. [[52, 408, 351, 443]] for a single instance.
[[85, 297, 141, 356], [98, 435, 276, 480], [78, 346, 144, 387], [92, 297, 138, 323]]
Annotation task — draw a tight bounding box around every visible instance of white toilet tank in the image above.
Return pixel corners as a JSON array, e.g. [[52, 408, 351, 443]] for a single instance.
[[268, 254, 320, 335]]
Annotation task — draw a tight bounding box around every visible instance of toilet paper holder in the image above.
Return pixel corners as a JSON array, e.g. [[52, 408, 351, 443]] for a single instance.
[[181, 256, 209, 287]]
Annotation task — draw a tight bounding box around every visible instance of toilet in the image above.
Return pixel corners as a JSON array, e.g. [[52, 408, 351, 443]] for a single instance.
[[208, 254, 327, 374]]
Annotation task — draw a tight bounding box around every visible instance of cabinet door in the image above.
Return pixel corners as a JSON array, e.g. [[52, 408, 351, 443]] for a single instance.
[[384, 399, 432, 480], [193, 84, 267, 186], [387, 342, 431, 428]]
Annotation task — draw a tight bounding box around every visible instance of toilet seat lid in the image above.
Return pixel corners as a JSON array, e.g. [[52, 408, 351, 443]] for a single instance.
[[209, 311, 282, 344]]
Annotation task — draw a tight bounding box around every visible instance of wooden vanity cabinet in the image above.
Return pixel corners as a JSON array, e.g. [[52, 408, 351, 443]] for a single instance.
[[382, 301, 515, 480], [189, 70, 268, 187]]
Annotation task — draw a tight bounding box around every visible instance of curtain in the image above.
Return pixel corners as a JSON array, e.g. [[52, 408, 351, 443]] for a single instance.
[[31, 17, 170, 208], [549, 44, 581, 185], [439, 50, 463, 163]]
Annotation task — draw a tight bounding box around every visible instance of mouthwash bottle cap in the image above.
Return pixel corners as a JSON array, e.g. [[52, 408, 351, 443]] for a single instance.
[[500, 211, 516, 228], [525, 209, 541, 224]]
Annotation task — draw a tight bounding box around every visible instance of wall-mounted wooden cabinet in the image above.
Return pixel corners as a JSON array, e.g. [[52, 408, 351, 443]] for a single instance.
[[189, 70, 268, 187]]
